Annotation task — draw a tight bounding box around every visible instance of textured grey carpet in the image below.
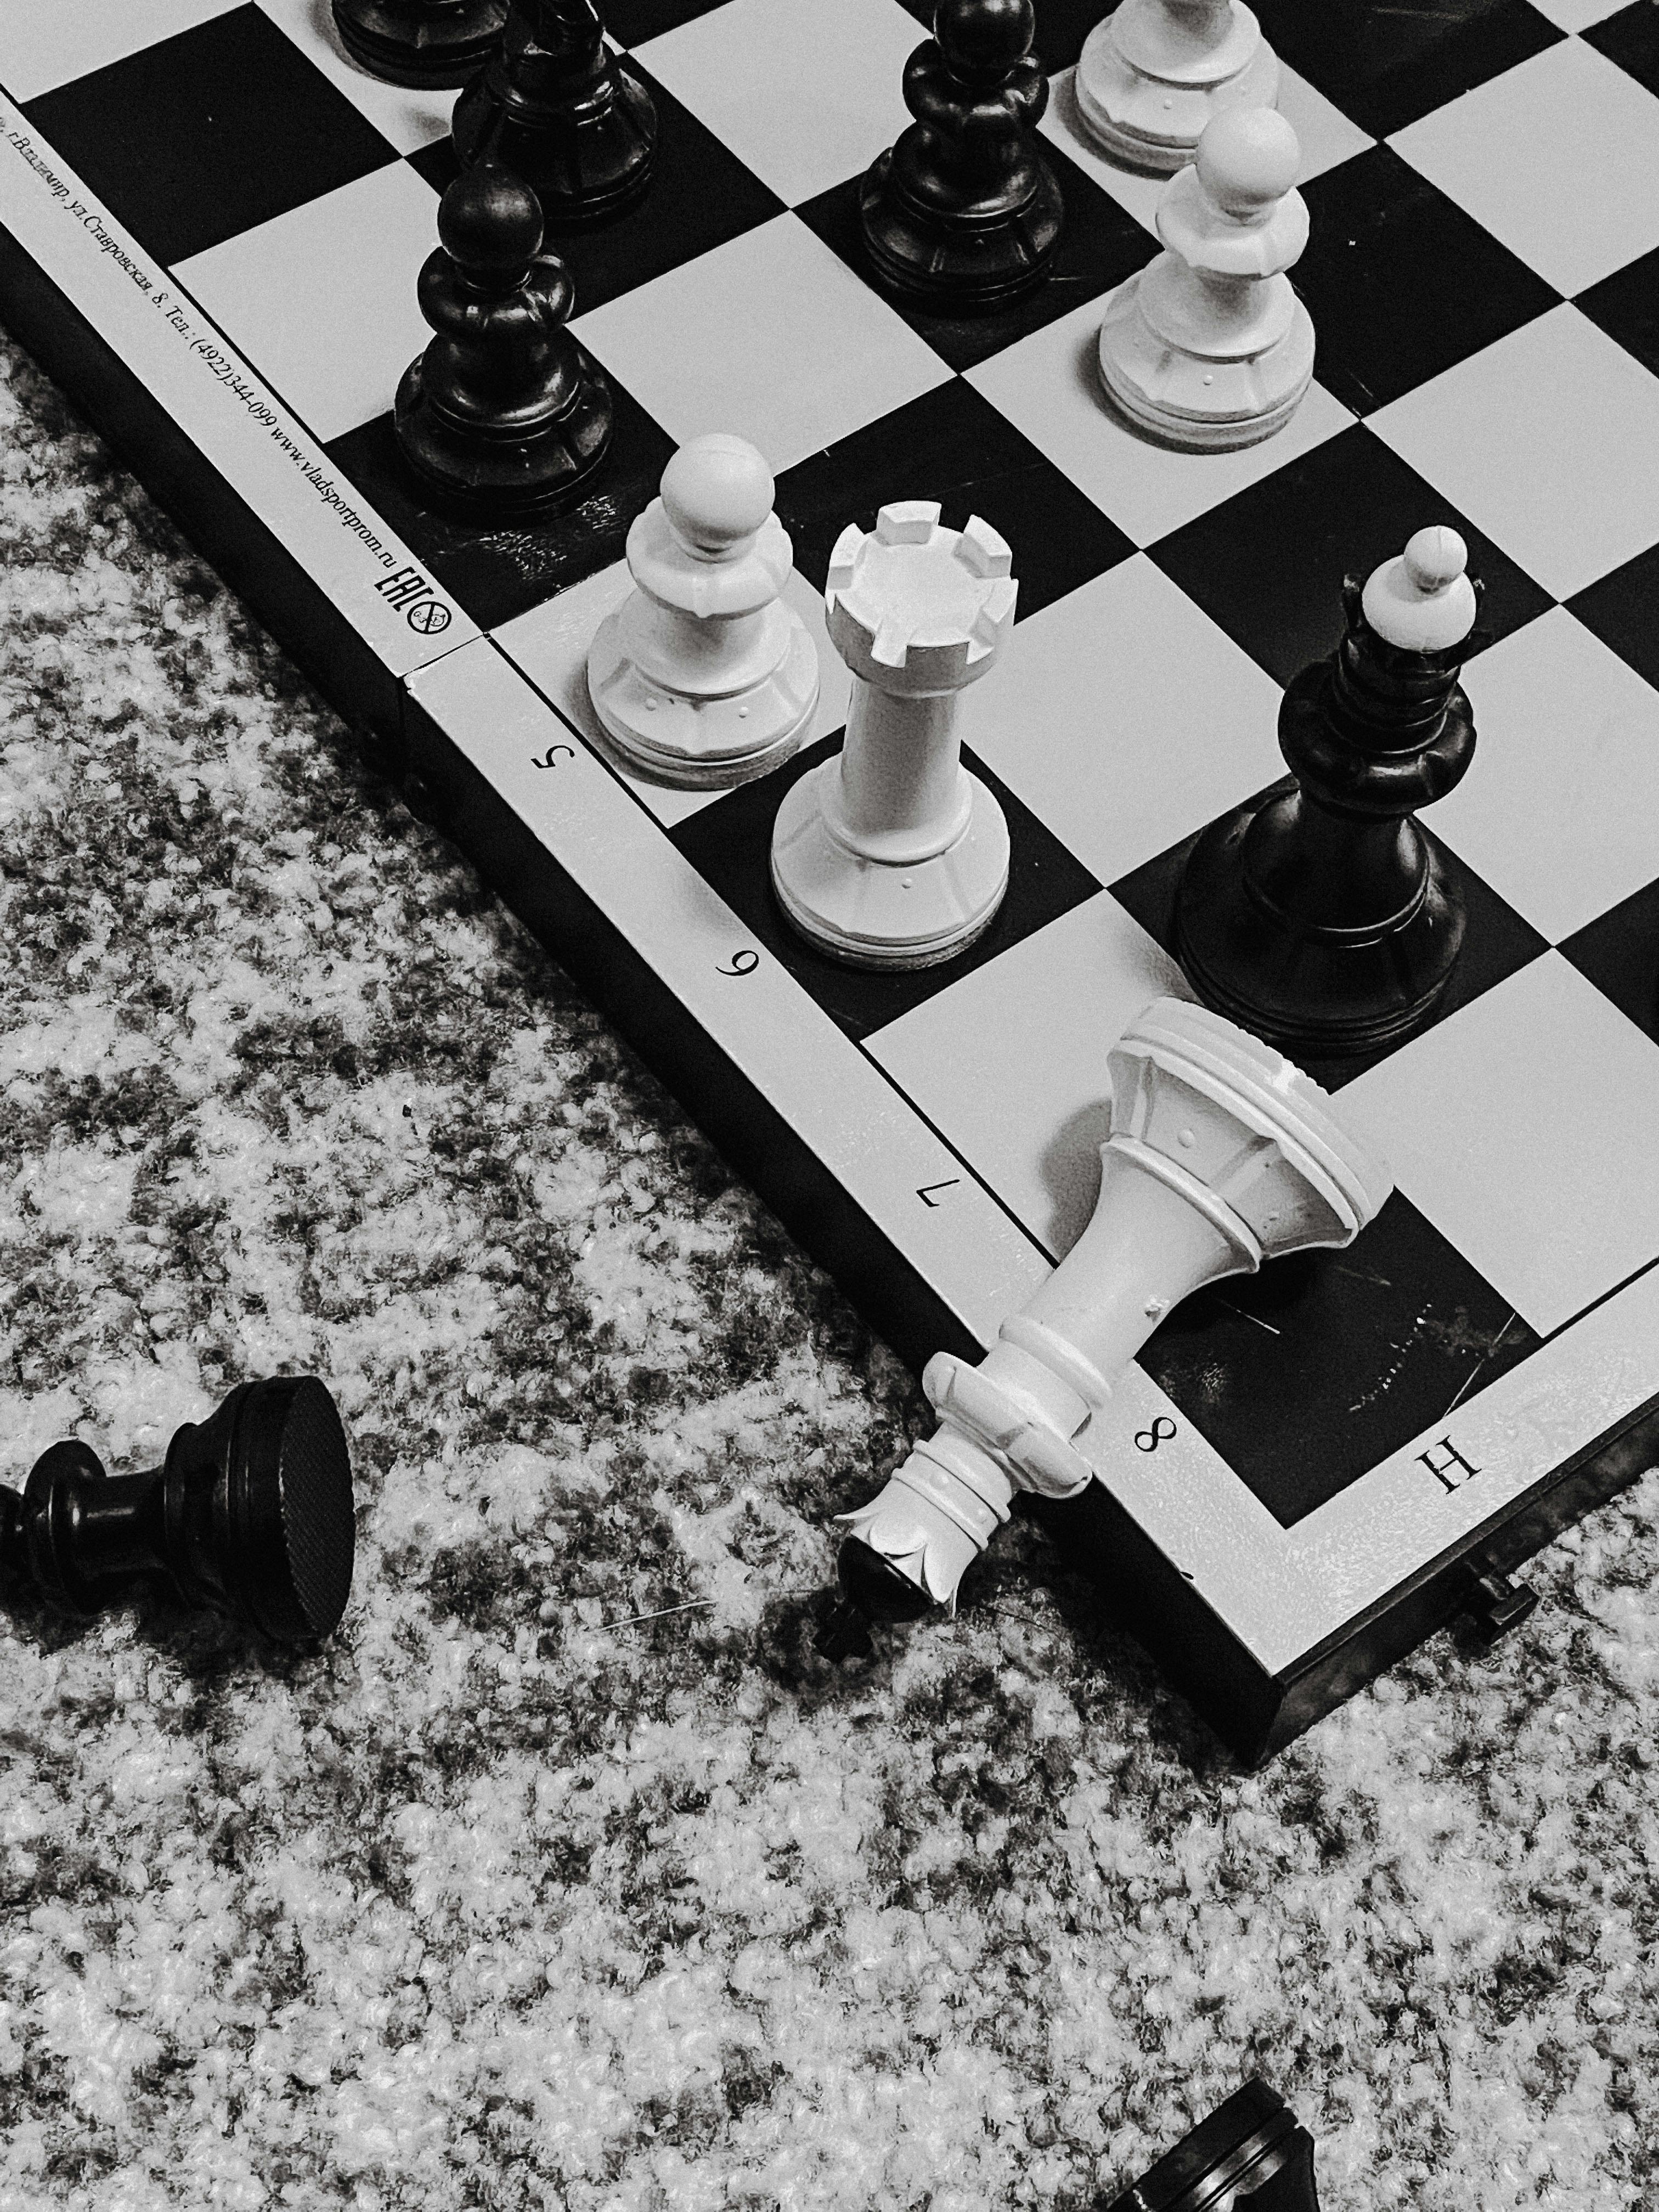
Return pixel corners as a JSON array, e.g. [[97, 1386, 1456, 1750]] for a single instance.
[[2, 331, 1657, 2212]]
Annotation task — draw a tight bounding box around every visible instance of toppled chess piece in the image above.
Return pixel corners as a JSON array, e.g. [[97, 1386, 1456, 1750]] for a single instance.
[[1177, 526, 1483, 1059], [1075, 0, 1279, 174], [1104, 2078, 1322, 2212], [395, 166, 613, 516], [860, 0, 1064, 311], [453, 0, 657, 224], [333, 0, 509, 87], [1097, 105, 1312, 449], [0, 1378, 356, 1644], [586, 434, 821, 787], [822, 997, 1390, 1636], [771, 501, 1015, 969]]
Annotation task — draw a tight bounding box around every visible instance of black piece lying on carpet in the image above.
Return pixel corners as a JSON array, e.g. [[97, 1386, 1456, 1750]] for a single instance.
[[0, 1377, 355, 1644], [1103, 2078, 1319, 2211]]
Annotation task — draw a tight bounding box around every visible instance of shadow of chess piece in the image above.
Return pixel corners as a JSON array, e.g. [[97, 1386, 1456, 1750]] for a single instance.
[[396, 166, 613, 516], [1177, 527, 1483, 1059], [333, 0, 509, 87], [452, 0, 657, 224], [860, 0, 1064, 311], [1103, 2079, 1321, 2211], [0, 1378, 355, 1644]]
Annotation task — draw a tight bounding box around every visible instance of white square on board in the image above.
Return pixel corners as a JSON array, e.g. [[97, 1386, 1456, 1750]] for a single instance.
[[172, 159, 436, 444], [1370, 305, 1659, 601], [635, 0, 918, 207], [957, 555, 1284, 884], [1441, 607, 1659, 944], [1341, 953, 1659, 1338], [0, 0, 240, 101], [968, 292, 1352, 549], [866, 893, 1190, 1256], [1390, 37, 1659, 298], [571, 213, 950, 473], [255, 0, 456, 154], [1529, 0, 1623, 25], [495, 554, 851, 829]]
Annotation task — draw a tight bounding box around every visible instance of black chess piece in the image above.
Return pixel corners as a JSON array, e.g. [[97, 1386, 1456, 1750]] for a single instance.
[[333, 0, 509, 87], [395, 166, 614, 516], [859, 0, 1064, 312], [1104, 2079, 1321, 2212], [1176, 527, 1483, 1062], [452, 0, 657, 225], [0, 1378, 355, 1644]]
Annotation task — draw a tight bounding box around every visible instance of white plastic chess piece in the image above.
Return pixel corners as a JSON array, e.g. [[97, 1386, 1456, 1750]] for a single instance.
[[770, 501, 1015, 969], [1076, 0, 1279, 174], [836, 998, 1392, 1615], [1362, 526, 1479, 651], [1097, 106, 1313, 450], [587, 432, 820, 787]]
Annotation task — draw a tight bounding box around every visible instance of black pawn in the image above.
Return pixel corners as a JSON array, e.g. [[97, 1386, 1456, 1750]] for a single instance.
[[333, 0, 509, 87], [1176, 529, 1483, 1062], [1104, 2079, 1321, 2212], [452, 0, 656, 225], [395, 167, 613, 517], [0, 1378, 355, 1645], [860, 0, 1063, 312]]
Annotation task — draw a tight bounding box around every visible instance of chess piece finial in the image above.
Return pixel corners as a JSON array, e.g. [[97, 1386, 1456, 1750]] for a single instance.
[[586, 434, 821, 787], [394, 167, 614, 516], [822, 998, 1391, 1635], [1176, 528, 1485, 1059], [0, 1379, 356, 1644], [771, 502, 1016, 968], [858, 0, 1064, 310], [452, 0, 657, 223], [333, 0, 509, 88], [1097, 106, 1313, 449], [1076, 0, 1280, 174]]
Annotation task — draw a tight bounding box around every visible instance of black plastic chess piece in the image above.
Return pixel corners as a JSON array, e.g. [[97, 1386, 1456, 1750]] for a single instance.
[[860, 0, 1064, 311], [0, 1377, 355, 1644], [333, 0, 509, 87], [396, 166, 614, 516], [1104, 2079, 1321, 2212], [1177, 527, 1483, 1060], [452, 0, 657, 224]]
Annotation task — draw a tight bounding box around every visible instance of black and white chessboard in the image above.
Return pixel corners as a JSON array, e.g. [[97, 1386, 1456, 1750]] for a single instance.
[[6, 0, 1659, 1762]]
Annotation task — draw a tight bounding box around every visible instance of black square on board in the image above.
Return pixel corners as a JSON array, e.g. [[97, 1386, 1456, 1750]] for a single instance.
[[325, 380, 676, 633], [606, 0, 733, 42], [670, 735, 1101, 1041], [1109, 800, 1550, 1091], [794, 137, 1155, 376], [1561, 878, 1659, 1048], [1575, 245, 1659, 378], [1261, 0, 1562, 139], [1296, 146, 1559, 416], [1150, 423, 1554, 690], [1138, 1191, 1539, 1527], [22, 5, 399, 270], [1584, 0, 1659, 98], [775, 376, 1134, 620], [407, 70, 783, 319], [1569, 540, 1659, 692]]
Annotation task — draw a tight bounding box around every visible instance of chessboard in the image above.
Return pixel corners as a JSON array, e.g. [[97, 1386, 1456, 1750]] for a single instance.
[[5, 0, 1659, 1765]]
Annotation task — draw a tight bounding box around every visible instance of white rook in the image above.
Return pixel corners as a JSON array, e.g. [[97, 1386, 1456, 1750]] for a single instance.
[[770, 501, 1016, 969]]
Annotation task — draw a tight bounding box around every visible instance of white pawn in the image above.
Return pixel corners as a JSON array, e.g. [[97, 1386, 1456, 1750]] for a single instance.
[[1076, 0, 1279, 174], [1097, 106, 1313, 451], [770, 501, 1015, 970], [1363, 525, 1479, 650], [586, 432, 820, 788]]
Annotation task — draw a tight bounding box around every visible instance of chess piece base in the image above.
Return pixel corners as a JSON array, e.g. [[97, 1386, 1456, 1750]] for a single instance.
[[859, 148, 1064, 312], [1098, 266, 1313, 449], [587, 611, 819, 789], [1074, 0, 1279, 173], [332, 0, 509, 87], [770, 760, 1010, 969], [394, 351, 613, 517], [452, 57, 656, 224]]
